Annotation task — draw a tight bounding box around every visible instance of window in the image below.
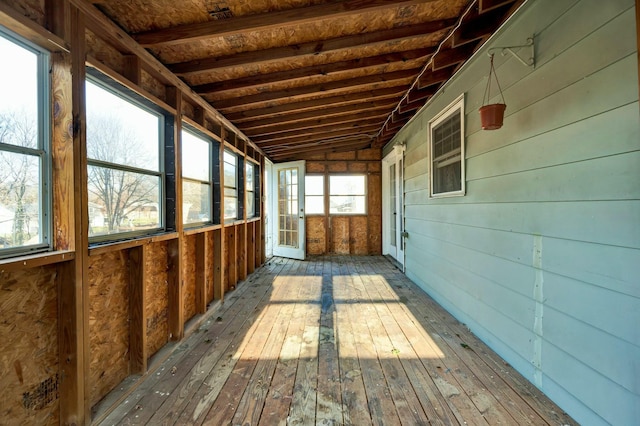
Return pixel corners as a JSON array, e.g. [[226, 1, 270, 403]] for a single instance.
[[223, 150, 238, 221], [86, 79, 164, 239], [429, 95, 465, 197], [329, 175, 366, 214], [245, 161, 257, 218], [305, 175, 324, 215], [0, 29, 50, 258], [182, 128, 213, 226]]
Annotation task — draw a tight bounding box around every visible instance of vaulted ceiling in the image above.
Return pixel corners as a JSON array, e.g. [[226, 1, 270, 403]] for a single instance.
[[91, 0, 523, 161]]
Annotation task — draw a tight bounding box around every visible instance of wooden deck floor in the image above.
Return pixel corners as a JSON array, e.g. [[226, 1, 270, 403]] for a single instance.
[[97, 256, 576, 425]]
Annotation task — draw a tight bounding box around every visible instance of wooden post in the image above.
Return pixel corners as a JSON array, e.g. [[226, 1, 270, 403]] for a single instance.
[[166, 86, 184, 341], [129, 245, 147, 373], [56, 5, 90, 424]]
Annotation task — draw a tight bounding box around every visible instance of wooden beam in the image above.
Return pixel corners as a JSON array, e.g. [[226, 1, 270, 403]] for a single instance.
[[0, 1, 68, 51], [45, 0, 70, 42], [252, 119, 386, 145], [190, 48, 433, 94], [233, 99, 397, 130], [268, 139, 372, 159], [417, 65, 457, 89], [210, 70, 417, 109], [256, 124, 382, 149], [67, 0, 266, 159], [432, 43, 478, 70], [135, 0, 440, 47], [453, 4, 510, 46], [243, 109, 390, 137], [478, 0, 515, 14], [168, 20, 456, 76], [57, 5, 89, 424], [223, 87, 405, 120]]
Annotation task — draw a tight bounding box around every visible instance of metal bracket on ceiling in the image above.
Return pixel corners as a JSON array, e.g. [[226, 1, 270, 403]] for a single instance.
[[487, 35, 535, 68]]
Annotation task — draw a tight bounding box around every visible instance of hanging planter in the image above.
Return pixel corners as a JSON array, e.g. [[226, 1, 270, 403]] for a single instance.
[[479, 53, 506, 130]]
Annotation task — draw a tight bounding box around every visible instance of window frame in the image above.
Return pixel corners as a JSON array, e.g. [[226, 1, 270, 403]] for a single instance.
[[85, 74, 167, 243], [304, 174, 325, 216], [428, 94, 466, 198], [328, 173, 367, 215], [181, 125, 216, 227], [223, 149, 239, 222], [245, 159, 259, 219], [0, 28, 51, 259]]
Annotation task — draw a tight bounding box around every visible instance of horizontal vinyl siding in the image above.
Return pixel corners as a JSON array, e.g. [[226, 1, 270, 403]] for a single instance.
[[394, 0, 640, 424]]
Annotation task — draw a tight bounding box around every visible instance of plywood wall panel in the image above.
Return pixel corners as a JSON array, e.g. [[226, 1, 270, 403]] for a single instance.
[[306, 216, 326, 255], [306, 162, 326, 173], [88, 251, 130, 406], [183, 235, 197, 323], [0, 266, 59, 426], [330, 217, 350, 254], [327, 162, 348, 172], [146, 241, 169, 358], [350, 216, 369, 255]]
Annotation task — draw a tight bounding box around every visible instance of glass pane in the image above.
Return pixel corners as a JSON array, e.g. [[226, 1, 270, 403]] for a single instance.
[[330, 195, 366, 214], [245, 162, 254, 191], [86, 81, 160, 171], [224, 151, 236, 166], [182, 130, 210, 181], [330, 175, 365, 195], [305, 175, 324, 195], [0, 36, 38, 149], [224, 196, 237, 220], [278, 167, 298, 248], [433, 162, 462, 194], [390, 163, 396, 247], [0, 152, 41, 247], [305, 195, 324, 214], [183, 180, 211, 224], [246, 190, 255, 218], [224, 153, 237, 189], [87, 166, 160, 236]]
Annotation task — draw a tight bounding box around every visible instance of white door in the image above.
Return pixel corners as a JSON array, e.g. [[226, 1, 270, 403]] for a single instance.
[[271, 161, 305, 260], [382, 147, 404, 267]]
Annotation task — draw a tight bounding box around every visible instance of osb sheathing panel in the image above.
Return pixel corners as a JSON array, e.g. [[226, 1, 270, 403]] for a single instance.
[[306, 162, 325, 173], [368, 162, 381, 172], [182, 100, 197, 121], [326, 151, 355, 161], [357, 148, 382, 161], [368, 172, 382, 215], [88, 251, 130, 407], [0, 266, 59, 426], [330, 216, 350, 254], [368, 214, 382, 254], [348, 162, 367, 173], [86, 29, 126, 77], [183, 235, 197, 323], [236, 224, 246, 280], [146, 241, 169, 358], [2, 0, 44, 26], [350, 216, 368, 255], [306, 216, 326, 255], [148, 3, 460, 66], [327, 161, 347, 173], [140, 69, 166, 102]]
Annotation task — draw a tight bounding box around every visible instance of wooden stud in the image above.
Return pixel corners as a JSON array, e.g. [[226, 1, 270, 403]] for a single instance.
[[166, 86, 184, 341], [129, 245, 147, 374], [195, 233, 207, 314], [123, 55, 142, 85], [56, 5, 89, 424], [45, 0, 70, 42], [213, 228, 224, 301]]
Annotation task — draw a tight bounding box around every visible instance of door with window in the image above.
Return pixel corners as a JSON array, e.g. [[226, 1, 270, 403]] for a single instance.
[[271, 161, 305, 259], [382, 147, 404, 267]]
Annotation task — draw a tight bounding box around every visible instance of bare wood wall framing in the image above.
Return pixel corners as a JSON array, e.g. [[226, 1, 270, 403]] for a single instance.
[[304, 148, 383, 256], [0, 1, 265, 424]]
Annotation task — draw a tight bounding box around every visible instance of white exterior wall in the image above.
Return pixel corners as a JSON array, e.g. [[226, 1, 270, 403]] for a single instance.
[[389, 0, 640, 424]]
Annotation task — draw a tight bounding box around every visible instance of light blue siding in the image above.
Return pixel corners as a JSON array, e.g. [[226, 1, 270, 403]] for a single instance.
[[390, 0, 640, 424]]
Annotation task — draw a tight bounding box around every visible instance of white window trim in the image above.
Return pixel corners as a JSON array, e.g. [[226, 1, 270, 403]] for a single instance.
[[428, 93, 466, 198]]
